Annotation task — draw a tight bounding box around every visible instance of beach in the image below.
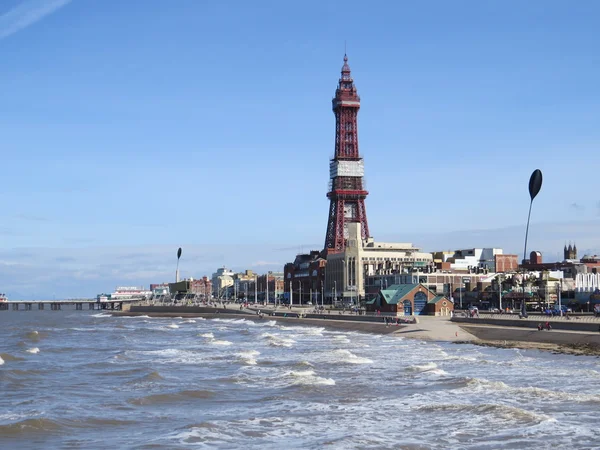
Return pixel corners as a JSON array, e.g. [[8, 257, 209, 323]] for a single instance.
[[113, 305, 600, 356]]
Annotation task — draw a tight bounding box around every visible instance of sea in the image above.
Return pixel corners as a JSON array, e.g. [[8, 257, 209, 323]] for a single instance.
[[1, 309, 600, 449]]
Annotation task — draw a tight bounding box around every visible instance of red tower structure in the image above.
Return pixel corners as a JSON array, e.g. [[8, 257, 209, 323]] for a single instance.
[[324, 54, 370, 253]]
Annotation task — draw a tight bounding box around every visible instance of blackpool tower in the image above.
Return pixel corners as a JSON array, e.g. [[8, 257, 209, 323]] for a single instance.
[[324, 54, 370, 254]]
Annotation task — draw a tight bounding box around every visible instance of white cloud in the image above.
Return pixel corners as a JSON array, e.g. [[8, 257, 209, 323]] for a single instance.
[[0, 0, 72, 40]]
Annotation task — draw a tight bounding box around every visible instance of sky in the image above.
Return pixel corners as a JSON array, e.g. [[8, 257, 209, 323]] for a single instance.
[[1, 0, 600, 298]]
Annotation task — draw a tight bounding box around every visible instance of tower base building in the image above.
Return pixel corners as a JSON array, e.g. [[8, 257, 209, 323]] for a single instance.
[[325, 223, 434, 304]]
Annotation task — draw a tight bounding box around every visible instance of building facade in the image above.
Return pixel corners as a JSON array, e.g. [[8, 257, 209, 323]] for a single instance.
[[325, 223, 434, 303], [284, 251, 327, 305]]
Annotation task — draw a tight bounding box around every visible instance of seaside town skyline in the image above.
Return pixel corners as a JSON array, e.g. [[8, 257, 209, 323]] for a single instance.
[[2, 1, 600, 298]]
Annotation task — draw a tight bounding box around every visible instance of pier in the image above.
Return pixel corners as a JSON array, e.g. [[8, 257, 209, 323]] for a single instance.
[[0, 298, 142, 312]]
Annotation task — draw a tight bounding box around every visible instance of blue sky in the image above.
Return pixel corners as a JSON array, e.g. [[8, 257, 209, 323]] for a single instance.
[[1, 0, 600, 298]]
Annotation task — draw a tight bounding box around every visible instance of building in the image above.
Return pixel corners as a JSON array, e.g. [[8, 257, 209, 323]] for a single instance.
[[190, 277, 211, 299], [256, 271, 285, 303], [432, 248, 503, 272], [325, 223, 434, 304], [364, 271, 495, 305], [233, 270, 257, 301], [365, 283, 451, 316], [564, 243, 578, 261], [211, 267, 234, 298], [324, 54, 370, 254], [284, 251, 327, 304], [580, 254, 600, 273], [494, 254, 519, 273]]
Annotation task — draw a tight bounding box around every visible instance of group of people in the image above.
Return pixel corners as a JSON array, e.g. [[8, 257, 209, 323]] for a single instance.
[[537, 321, 552, 331]]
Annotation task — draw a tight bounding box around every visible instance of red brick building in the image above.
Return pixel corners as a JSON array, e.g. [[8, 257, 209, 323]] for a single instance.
[[284, 251, 327, 305], [495, 254, 519, 273]]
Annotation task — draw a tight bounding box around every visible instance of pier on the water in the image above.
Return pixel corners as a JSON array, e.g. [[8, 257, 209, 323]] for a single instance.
[[0, 299, 141, 311]]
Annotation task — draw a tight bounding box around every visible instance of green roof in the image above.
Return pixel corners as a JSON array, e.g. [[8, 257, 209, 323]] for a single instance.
[[380, 284, 420, 305], [428, 295, 447, 305], [365, 299, 376, 305]]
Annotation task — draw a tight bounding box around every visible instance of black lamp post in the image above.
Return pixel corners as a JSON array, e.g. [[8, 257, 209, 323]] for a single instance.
[[521, 169, 543, 318]]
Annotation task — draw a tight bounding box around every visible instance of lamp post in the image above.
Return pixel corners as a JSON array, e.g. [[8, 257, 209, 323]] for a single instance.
[[498, 274, 503, 311], [334, 280, 337, 305], [558, 278, 562, 312], [521, 169, 543, 319], [176, 247, 182, 283]]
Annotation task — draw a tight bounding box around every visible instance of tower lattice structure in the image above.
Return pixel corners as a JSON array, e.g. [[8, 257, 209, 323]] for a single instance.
[[324, 55, 370, 254]]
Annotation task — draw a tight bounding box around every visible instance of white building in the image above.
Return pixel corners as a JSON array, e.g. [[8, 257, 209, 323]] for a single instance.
[[325, 223, 434, 302], [211, 267, 234, 297], [575, 273, 600, 293], [441, 248, 503, 272]]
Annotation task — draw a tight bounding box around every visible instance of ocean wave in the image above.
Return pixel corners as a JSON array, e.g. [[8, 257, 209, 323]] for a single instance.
[[262, 333, 295, 348], [0, 356, 3, 365], [283, 369, 335, 386], [406, 362, 439, 373], [133, 348, 206, 365], [166, 324, 179, 329], [0, 418, 64, 436], [210, 339, 233, 346], [236, 350, 260, 365], [332, 349, 372, 364], [128, 389, 215, 406], [179, 319, 196, 324], [333, 335, 351, 344], [414, 403, 554, 424], [91, 313, 112, 318], [0, 352, 25, 362], [133, 371, 164, 383], [199, 332, 214, 339], [464, 378, 600, 403], [24, 330, 43, 342], [26, 347, 40, 354]]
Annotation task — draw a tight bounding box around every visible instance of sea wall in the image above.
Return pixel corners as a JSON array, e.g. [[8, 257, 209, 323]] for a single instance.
[[452, 317, 600, 333], [461, 325, 600, 346]]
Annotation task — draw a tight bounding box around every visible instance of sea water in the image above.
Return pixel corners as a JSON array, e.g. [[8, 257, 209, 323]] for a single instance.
[[1, 309, 599, 449]]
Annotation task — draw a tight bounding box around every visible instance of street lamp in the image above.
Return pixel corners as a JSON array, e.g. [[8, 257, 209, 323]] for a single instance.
[[521, 169, 543, 318], [176, 247, 182, 283]]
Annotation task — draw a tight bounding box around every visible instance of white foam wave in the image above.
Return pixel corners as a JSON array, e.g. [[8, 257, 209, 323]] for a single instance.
[[284, 369, 335, 386], [236, 350, 260, 365], [134, 348, 205, 365], [26, 347, 40, 354], [210, 340, 233, 346], [179, 319, 196, 324], [414, 403, 555, 424], [167, 324, 179, 329], [465, 378, 600, 403], [333, 349, 372, 364], [406, 362, 438, 373], [0, 356, 4, 365], [262, 333, 295, 348], [199, 332, 214, 339], [91, 313, 111, 318]]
